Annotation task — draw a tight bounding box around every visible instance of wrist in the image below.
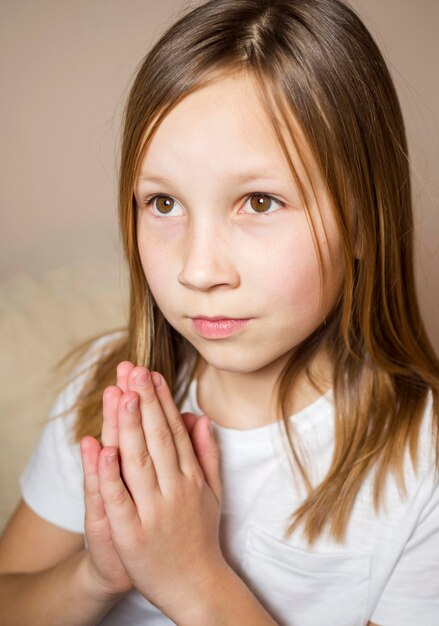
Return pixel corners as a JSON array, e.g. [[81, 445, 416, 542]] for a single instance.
[[167, 560, 235, 626], [78, 550, 126, 605], [171, 562, 278, 626]]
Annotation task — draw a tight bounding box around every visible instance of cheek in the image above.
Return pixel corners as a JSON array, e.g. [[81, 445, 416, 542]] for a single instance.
[[273, 208, 345, 316], [137, 233, 171, 298], [259, 234, 322, 312]]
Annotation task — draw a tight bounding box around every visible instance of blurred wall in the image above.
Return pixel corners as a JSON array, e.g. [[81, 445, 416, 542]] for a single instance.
[[0, 0, 190, 279], [350, 0, 439, 354], [0, 0, 438, 337]]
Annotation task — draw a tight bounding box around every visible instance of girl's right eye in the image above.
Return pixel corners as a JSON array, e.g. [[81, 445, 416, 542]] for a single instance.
[[144, 195, 183, 217]]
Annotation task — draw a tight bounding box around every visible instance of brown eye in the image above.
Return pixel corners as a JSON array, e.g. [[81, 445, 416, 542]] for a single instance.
[[249, 194, 273, 213], [155, 196, 174, 214]]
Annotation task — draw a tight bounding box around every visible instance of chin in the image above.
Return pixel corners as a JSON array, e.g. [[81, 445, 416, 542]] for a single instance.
[[194, 344, 285, 375]]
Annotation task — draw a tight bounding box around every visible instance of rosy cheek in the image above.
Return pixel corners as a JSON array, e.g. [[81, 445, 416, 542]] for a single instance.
[[141, 255, 168, 288], [139, 246, 181, 315], [269, 241, 321, 308]]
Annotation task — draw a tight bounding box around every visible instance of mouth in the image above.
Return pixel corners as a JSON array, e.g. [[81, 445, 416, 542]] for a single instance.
[[190, 317, 250, 339]]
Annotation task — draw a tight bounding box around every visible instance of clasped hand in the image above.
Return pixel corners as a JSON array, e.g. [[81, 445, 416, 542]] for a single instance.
[[80, 361, 225, 620]]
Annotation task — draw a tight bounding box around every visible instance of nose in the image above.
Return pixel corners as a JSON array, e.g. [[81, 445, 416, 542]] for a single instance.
[[177, 218, 240, 291]]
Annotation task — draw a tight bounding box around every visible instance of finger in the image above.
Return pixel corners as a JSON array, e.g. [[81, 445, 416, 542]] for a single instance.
[[98, 446, 141, 542], [116, 361, 135, 393], [128, 367, 182, 493], [101, 386, 122, 448], [80, 436, 108, 527], [180, 412, 199, 436], [117, 391, 159, 514], [191, 416, 222, 506], [150, 372, 205, 479], [80, 437, 120, 559]]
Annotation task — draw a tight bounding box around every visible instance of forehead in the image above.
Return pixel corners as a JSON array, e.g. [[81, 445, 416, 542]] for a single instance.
[[138, 71, 319, 189]]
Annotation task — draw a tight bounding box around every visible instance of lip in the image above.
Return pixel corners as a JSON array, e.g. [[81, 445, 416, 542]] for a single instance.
[[191, 317, 250, 339]]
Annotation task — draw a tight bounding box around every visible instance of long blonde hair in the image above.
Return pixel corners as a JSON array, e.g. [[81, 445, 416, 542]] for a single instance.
[[54, 0, 439, 545]]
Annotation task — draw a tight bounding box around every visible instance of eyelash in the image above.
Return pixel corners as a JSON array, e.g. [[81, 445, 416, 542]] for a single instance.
[[142, 193, 286, 217]]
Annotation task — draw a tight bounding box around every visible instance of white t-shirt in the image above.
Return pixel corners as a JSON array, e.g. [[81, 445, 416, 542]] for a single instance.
[[20, 337, 439, 626]]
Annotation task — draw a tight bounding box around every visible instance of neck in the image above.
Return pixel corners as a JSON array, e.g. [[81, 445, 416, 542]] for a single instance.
[[195, 350, 333, 430]]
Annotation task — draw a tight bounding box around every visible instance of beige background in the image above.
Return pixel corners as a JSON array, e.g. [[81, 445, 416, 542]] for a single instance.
[[1, 0, 438, 530]]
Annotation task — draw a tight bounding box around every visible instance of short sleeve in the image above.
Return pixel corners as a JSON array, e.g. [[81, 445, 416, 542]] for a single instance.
[[19, 374, 87, 533], [371, 407, 439, 626], [19, 331, 125, 533]]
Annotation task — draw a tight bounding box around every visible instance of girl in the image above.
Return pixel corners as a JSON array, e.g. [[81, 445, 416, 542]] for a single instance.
[[1, 0, 438, 624]]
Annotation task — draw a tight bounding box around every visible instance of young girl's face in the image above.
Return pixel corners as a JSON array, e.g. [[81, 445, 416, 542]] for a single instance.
[[135, 71, 344, 376]]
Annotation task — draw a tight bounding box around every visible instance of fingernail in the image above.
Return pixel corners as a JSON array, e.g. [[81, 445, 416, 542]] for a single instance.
[[135, 371, 150, 386], [106, 452, 117, 464], [151, 372, 162, 388], [127, 397, 138, 412]]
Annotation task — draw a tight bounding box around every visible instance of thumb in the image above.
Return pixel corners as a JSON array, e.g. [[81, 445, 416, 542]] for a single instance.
[[180, 411, 198, 436], [192, 415, 222, 505]]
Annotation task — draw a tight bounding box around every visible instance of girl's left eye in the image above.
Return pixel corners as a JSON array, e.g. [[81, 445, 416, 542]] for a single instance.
[[243, 193, 286, 214], [142, 193, 285, 216]]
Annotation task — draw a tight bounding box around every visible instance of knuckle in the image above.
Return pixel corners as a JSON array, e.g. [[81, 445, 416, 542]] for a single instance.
[[85, 516, 106, 535], [83, 472, 98, 492], [169, 414, 188, 439], [184, 467, 205, 490], [111, 486, 129, 507], [151, 424, 173, 445], [194, 472, 206, 491], [84, 483, 99, 500], [140, 390, 157, 407], [132, 366, 148, 383], [129, 448, 152, 470]]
